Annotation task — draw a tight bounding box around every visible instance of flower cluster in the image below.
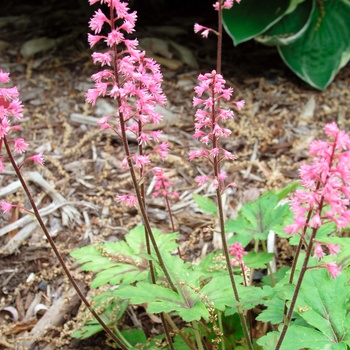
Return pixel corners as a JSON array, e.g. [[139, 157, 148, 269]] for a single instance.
[[151, 167, 179, 199], [0, 70, 44, 174], [230, 242, 247, 266], [190, 70, 244, 192], [285, 122, 350, 278], [86, 0, 168, 170]]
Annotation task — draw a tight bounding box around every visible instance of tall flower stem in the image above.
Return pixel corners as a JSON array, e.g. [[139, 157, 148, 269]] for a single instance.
[[136, 129, 174, 350], [3, 137, 128, 350], [216, 1, 223, 74], [117, 94, 176, 293], [108, 5, 176, 293], [216, 186, 252, 349], [213, 3, 252, 348], [275, 226, 319, 349]]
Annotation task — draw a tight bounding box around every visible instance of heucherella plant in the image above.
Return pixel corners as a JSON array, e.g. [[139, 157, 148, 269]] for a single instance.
[[0, 71, 130, 349], [270, 122, 350, 349], [2, 0, 350, 349]]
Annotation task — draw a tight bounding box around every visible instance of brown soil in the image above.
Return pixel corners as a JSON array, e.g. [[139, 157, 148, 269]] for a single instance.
[[0, 1, 349, 349]]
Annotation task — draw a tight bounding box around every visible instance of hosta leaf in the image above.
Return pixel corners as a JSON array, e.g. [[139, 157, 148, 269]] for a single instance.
[[256, 0, 314, 46], [193, 193, 217, 215], [222, 0, 291, 45], [278, 0, 350, 89], [226, 193, 291, 247]]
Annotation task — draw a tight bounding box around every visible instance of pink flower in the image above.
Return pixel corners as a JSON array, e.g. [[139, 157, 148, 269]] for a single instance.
[[134, 155, 150, 168], [0, 157, 4, 173], [0, 115, 10, 137], [195, 175, 210, 186], [89, 9, 109, 34], [1, 200, 14, 215], [235, 99, 245, 110], [14, 138, 29, 154], [92, 52, 112, 66], [0, 70, 10, 83], [87, 34, 105, 48], [327, 243, 340, 256], [194, 23, 216, 38], [116, 194, 138, 207], [27, 153, 44, 166], [323, 262, 341, 279], [313, 242, 325, 260]]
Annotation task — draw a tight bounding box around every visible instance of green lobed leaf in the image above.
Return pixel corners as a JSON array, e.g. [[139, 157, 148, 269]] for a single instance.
[[262, 265, 290, 286], [226, 193, 291, 247], [278, 0, 350, 90], [71, 293, 128, 339], [243, 251, 274, 269], [113, 282, 209, 322], [222, 0, 291, 45], [120, 329, 147, 347], [192, 193, 218, 215], [70, 226, 178, 288], [257, 326, 334, 350], [273, 182, 300, 202], [295, 266, 350, 344]]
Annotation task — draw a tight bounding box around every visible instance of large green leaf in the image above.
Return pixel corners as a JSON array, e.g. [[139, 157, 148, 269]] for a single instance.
[[296, 267, 350, 345], [70, 226, 178, 288], [113, 282, 210, 322], [278, 0, 350, 89], [257, 326, 340, 350], [243, 251, 274, 269], [225, 193, 291, 247], [256, 0, 314, 46], [258, 265, 350, 349], [222, 0, 291, 45]]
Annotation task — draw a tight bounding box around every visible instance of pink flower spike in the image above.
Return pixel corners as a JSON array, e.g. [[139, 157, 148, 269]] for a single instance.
[[324, 262, 341, 279], [1, 200, 14, 215], [28, 153, 44, 166], [116, 194, 138, 207]]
